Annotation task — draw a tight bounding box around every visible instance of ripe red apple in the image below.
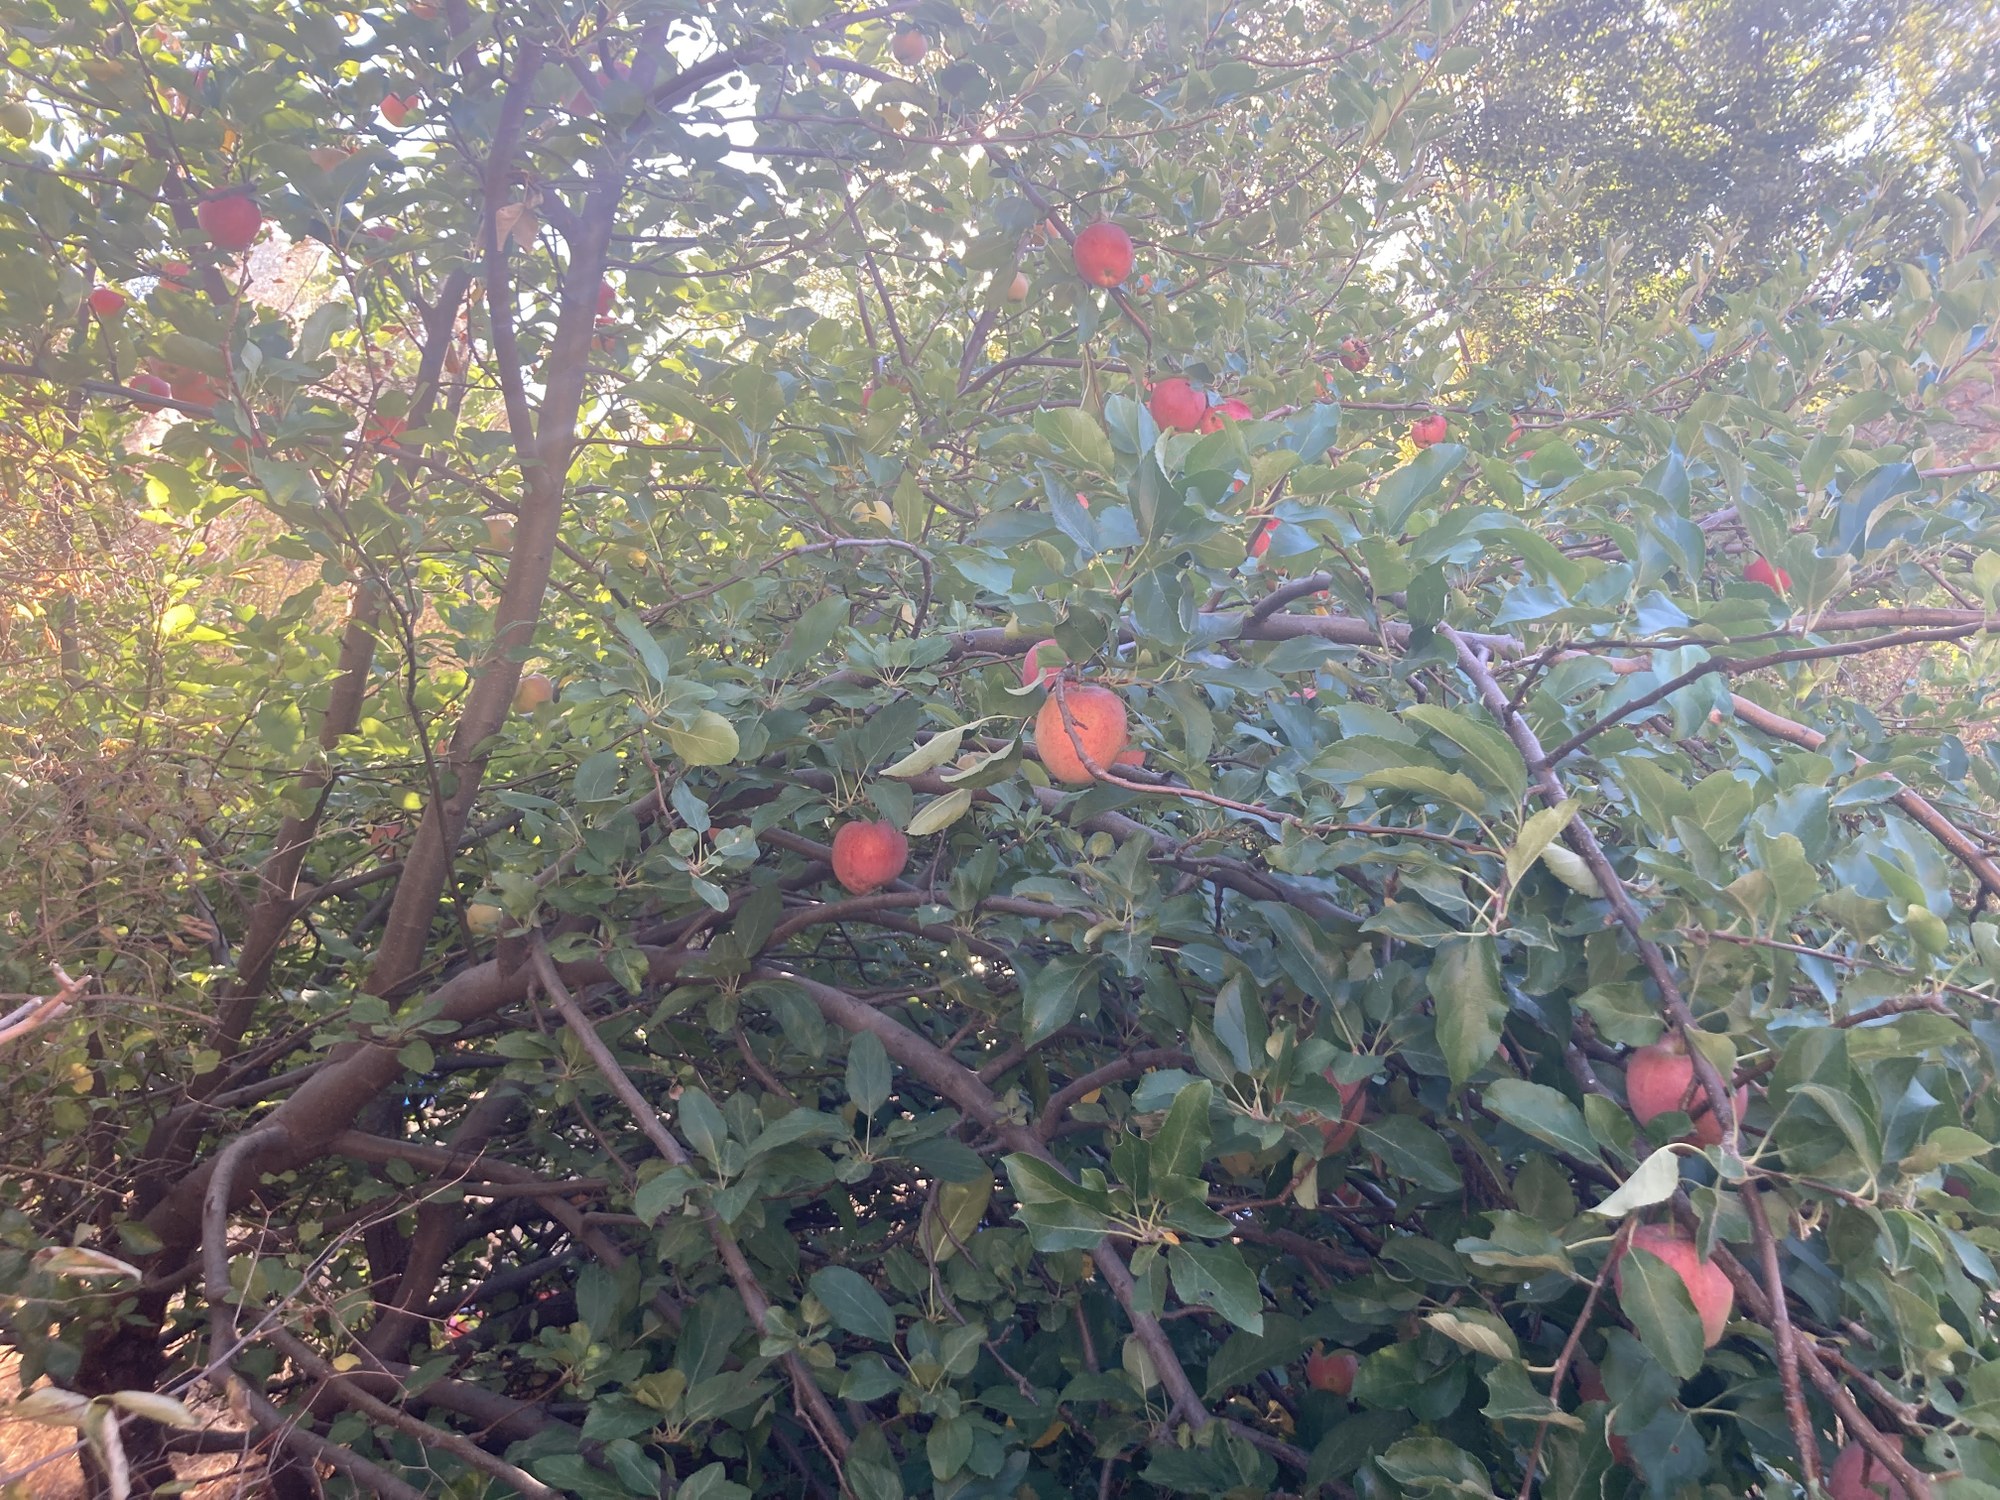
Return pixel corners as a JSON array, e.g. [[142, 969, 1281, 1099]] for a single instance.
[[513, 673, 554, 713], [1744, 556, 1791, 594], [831, 819, 910, 894], [1626, 1036, 1746, 1148], [1021, 639, 1064, 687], [597, 279, 616, 316], [1337, 337, 1369, 372], [128, 372, 173, 404], [378, 92, 419, 128], [1318, 1073, 1367, 1151], [197, 191, 263, 251], [1034, 683, 1129, 785], [364, 414, 408, 447], [484, 517, 515, 551], [1304, 1347, 1358, 1397], [1006, 270, 1029, 302], [1072, 222, 1135, 289], [87, 286, 128, 316], [1248, 519, 1279, 560], [890, 27, 928, 66], [1827, 1441, 1929, 1500], [155, 260, 192, 292], [1199, 396, 1254, 434], [1148, 377, 1206, 433], [1410, 413, 1448, 448], [1616, 1223, 1733, 1348]]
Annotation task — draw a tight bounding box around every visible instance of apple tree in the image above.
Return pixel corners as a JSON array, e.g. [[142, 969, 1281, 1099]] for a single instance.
[[2, 0, 2000, 1497]]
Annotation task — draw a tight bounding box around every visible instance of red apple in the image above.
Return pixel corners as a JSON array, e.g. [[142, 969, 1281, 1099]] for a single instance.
[[197, 191, 263, 251], [1616, 1223, 1733, 1348], [597, 279, 616, 316], [1626, 1036, 1746, 1148], [889, 27, 928, 66], [1034, 683, 1129, 785], [363, 414, 408, 447], [1199, 396, 1254, 434], [155, 260, 193, 292], [1337, 337, 1369, 372], [1072, 222, 1135, 289], [1744, 556, 1791, 594], [1006, 271, 1029, 302], [1112, 747, 1145, 769], [1148, 377, 1206, 433], [87, 286, 128, 316], [128, 372, 173, 404], [1410, 413, 1448, 448], [513, 673, 554, 713], [1304, 1347, 1358, 1397], [1827, 1441, 1929, 1500], [378, 92, 419, 128], [1248, 519, 1279, 560], [831, 820, 910, 894], [1021, 639, 1064, 687]]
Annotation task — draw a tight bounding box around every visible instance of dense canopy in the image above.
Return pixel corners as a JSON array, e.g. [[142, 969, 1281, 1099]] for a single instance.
[[2, 0, 2000, 1498]]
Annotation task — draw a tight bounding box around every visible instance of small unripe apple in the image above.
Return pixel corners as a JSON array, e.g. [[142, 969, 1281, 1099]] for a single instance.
[[890, 27, 928, 66], [0, 101, 34, 139], [1616, 1223, 1733, 1348], [831, 819, 910, 894], [1006, 270, 1029, 302], [1148, 377, 1206, 433], [1743, 556, 1791, 594], [1304, 1347, 1358, 1397], [1410, 412, 1448, 448], [1199, 396, 1254, 434], [88, 286, 129, 316], [1034, 684, 1129, 785], [1337, 336, 1369, 372], [1072, 221, 1135, 289], [197, 191, 263, 251], [1826, 1441, 1929, 1500], [128, 372, 173, 403], [1626, 1035, 1746, 1148], [465, 901, 505, 936], [513, 673, 554, 713], [484, 517, 515, 551]]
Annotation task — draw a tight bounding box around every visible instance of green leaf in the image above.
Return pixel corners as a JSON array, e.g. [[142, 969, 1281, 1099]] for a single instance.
[[1588, 1147, 1682, 1218], [1021, 953, 1102, 1046], [1482, 1079, 1598, 1162], [1401, 704, 1528, 801], [614, 609, 674, 686], [1430, 935, 1508, 1086], [905, 787, 971, 836], [1358, 766, 1493, 816], [846, 1032, 891, 1117], [1374, 443, 1467, 532], [809, 1265, 897, 1343], [1149, 1080, 1213, 1181], [666, 710, 739, 767], [1617, 1244, 1707, 1378], [1507, 799, 1580, 887], [678, 1089, 729, 1169], [1167, 1242, 1265, 1334], [881, 728, 965, 778], [1355, 1115, 1462, 1191], [1002, 1154, 1115, 1250]]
